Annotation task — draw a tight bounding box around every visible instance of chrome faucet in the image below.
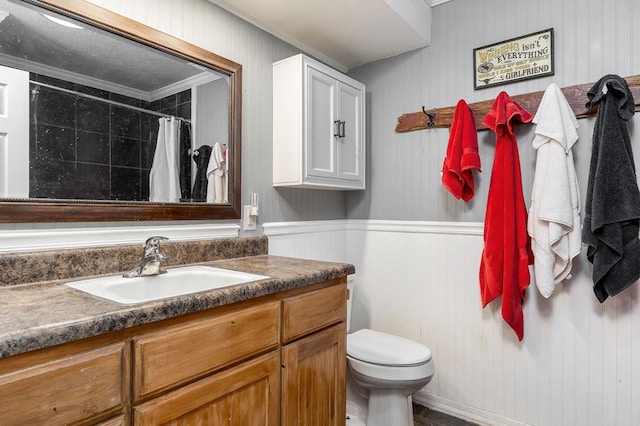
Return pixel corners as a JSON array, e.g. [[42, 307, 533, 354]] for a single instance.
[[123, 236, 169, 278]]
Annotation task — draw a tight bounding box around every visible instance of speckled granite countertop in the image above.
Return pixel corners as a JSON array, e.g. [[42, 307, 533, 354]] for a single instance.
[[0, 255, 355, 359]]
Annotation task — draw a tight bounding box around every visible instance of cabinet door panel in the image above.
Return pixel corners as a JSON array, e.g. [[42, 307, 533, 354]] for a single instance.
[[282, 323, 346, 426], [337, 82, 364, 182], [134, 351, 280, 426], [306, 67, 336, 179]]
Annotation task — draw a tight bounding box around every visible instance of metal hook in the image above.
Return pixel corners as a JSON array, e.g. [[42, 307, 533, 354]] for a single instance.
[[421, 106, 436, 128]]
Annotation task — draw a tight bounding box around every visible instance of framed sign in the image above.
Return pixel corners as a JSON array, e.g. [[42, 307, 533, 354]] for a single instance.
[[473, 28, 554, 90]]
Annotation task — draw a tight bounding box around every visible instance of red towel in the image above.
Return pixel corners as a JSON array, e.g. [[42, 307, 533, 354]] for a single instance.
[[479, 91, 534, 341], [441, 99, 481, 201]]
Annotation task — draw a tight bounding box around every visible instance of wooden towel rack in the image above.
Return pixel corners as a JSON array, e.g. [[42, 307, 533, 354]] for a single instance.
[[395, 75, 640, 132]]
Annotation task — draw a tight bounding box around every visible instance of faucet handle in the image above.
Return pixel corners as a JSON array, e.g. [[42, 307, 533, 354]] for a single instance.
[[144, 236, 169, 256]]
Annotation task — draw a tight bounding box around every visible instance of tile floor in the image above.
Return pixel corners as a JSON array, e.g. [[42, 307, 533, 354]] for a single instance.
[[412, 403, 479, 426]]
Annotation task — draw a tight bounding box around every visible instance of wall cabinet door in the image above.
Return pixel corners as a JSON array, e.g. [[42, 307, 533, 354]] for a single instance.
[[281, 322, 347, 426], [335, 81, 363, 183], [306, 66, 337, 180], [133, 351, 280, 425], [273, 54, 365, 190], [305, 66, 364, 186]]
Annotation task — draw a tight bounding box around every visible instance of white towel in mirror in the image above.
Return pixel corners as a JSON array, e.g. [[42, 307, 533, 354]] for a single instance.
[[206, 142, 228, 203]]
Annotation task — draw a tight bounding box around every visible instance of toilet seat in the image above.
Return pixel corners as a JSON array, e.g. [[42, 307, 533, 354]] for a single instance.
[[347, 353, 434, 382], [347, 328, 432, 366]]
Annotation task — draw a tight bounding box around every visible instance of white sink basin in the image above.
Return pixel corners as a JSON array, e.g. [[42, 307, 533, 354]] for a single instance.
[[65, 265, 270, 305]]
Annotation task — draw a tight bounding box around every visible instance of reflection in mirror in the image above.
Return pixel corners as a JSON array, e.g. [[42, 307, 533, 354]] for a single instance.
[[0, 0, 229, 204], [0, 0, 241, 222]]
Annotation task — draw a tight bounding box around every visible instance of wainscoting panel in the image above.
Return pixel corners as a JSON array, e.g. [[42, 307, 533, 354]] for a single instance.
[[267, 219, 640, 426], [263, 220, 347, 263]]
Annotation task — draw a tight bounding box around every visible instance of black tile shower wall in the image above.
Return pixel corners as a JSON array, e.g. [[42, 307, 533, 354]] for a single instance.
[[28, 73, 191, 201]]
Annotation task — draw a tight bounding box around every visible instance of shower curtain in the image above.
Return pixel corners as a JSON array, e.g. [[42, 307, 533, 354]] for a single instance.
[[149, 117, 181, 202]]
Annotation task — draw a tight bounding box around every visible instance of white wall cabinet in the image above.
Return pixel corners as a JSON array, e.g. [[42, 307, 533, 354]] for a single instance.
[[273, 54, 365, 190]]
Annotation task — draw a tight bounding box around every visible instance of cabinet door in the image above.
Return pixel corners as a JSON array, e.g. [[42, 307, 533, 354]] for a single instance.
[[134, 351, 280, 425], [282, 322, 347, 426], [336, 82, 364, 184], [305, 66, 337, 180], [0, 64, 29, 197]]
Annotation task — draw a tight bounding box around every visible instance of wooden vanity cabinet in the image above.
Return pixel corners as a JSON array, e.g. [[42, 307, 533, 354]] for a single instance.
[[0, 278, 348, 426]]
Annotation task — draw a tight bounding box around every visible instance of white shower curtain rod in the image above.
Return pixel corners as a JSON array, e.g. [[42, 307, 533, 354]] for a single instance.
[[30, 80, 192, 123]]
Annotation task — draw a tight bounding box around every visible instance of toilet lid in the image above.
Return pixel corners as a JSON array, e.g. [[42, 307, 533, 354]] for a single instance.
[[347, 329, 432, 366]]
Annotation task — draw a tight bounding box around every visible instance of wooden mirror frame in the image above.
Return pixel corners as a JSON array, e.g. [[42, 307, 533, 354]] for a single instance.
[[0, 0, 242, 222]]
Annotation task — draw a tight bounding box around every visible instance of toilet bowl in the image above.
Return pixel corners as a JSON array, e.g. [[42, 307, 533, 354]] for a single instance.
[[346, 280, 435, 426]]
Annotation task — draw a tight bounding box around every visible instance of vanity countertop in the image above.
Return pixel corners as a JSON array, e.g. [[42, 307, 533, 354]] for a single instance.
[[0, 255, 355, 359]]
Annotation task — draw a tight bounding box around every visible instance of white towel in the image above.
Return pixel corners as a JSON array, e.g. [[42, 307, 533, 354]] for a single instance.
[[206, 142, 227, 203], [528, 83, 581, 297], [149, 117, 181, 202]]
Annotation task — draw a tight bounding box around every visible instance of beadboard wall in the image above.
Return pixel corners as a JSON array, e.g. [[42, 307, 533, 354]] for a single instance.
[[347, 0, 640, 221], [266, 220, 640, 426]]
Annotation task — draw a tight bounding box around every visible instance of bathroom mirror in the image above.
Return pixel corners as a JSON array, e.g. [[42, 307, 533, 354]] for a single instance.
[[0, 0, 242, 222]]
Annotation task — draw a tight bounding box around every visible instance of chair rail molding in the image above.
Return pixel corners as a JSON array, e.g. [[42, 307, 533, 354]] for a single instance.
[[264, 219, 484, 236], [0, 224, 240, 253]]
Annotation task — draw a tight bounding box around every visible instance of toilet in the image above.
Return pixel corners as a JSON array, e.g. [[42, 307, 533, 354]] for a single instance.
[[346, 280, 435, 426]]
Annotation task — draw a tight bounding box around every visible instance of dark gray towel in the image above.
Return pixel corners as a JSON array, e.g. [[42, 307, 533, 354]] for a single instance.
[[179, 121, 192, 201], [582, 74, 640, 302], [192, 145, 212, 202]]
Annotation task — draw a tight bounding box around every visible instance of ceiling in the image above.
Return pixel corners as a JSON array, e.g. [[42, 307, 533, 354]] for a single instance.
[[208, 0, 451, 72]]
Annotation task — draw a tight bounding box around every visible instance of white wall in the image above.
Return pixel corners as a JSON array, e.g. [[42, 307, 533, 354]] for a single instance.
[[268, 220, 640, 426]]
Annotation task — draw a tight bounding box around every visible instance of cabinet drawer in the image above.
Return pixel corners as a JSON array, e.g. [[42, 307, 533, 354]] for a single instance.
[[0, 343, 126, 425], [133, 351, 280, 425], [283, 283, 346, 343], [133, 300, 280, 400]]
